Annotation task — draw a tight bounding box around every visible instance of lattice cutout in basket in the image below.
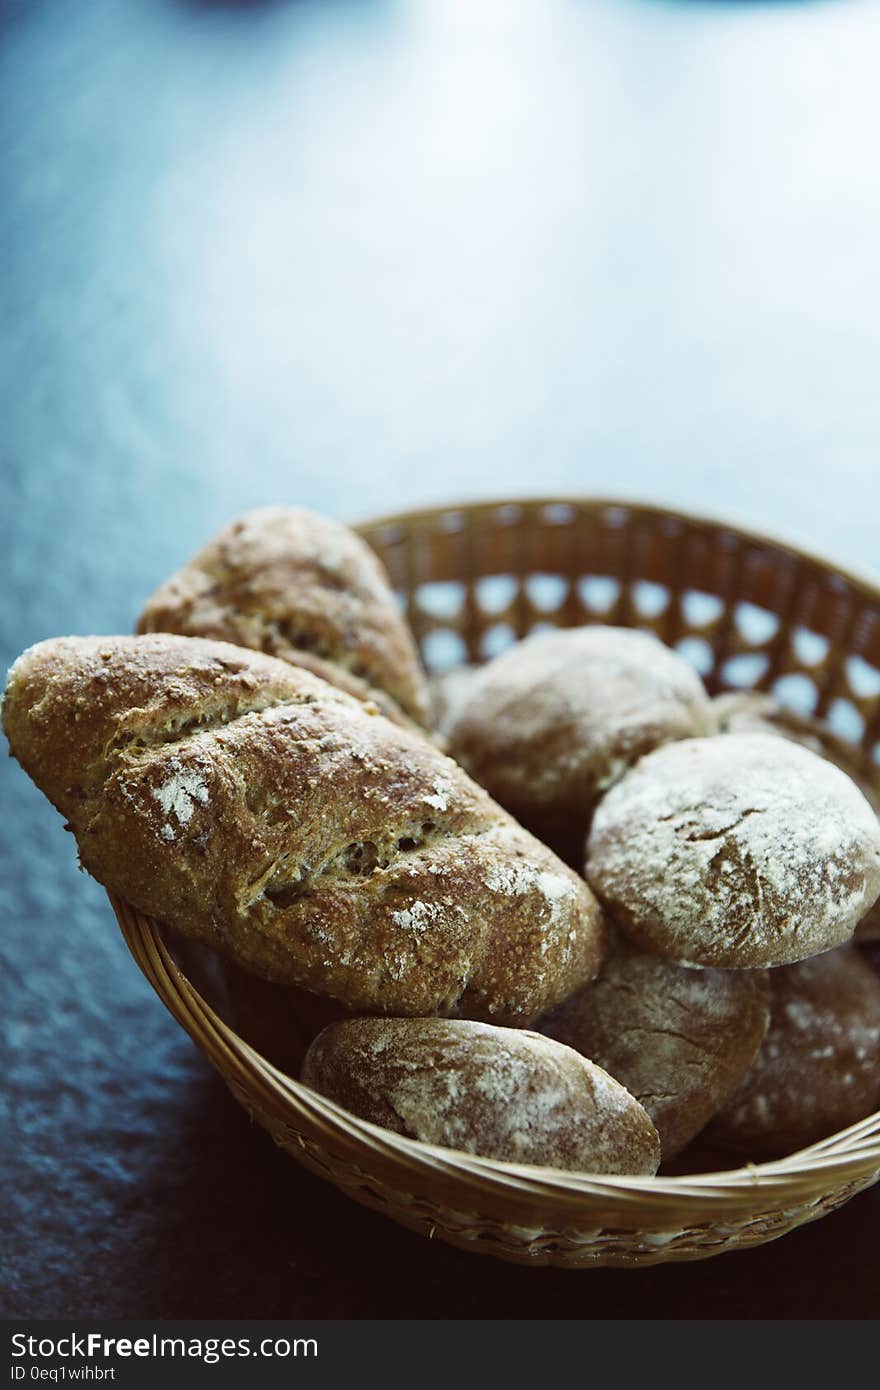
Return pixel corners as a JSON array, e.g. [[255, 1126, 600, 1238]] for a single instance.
[[364, 499, 880, 788]]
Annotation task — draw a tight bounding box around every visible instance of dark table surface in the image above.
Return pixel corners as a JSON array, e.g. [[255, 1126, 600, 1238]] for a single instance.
[[3, 0, 880, 1319]]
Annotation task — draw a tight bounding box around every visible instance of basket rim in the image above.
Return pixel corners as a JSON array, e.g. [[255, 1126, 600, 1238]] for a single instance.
[[110, 493, 880, 1221], [111, 895, 880, 1211], [353, 492, 880, 606]]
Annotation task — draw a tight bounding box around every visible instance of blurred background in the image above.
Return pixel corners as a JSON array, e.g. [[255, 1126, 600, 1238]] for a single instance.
[[2, 0, 880, 1318]]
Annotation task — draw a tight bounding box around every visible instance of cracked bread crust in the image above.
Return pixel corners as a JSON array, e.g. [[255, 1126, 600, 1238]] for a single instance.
[[2, 634, 605, 1022], [301, 1017, 661, 1175], [136, 506, 431, 728], [712, 691, 880, 943], [539, 935, 770, 1159], [585, 733, 880, 968]]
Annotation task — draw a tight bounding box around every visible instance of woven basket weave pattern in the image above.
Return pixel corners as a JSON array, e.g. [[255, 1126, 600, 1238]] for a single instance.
[[112, 498, 880, 1269]]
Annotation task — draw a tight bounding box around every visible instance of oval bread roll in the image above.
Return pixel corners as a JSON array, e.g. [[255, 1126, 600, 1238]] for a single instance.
[[2, 634, 605, 1022], [705, 947, 880, 1158], [137, 507, 431, 727], [586, 733, 880, 968], [447, 626, 712, 861], [539, 938, 770, 1159], [301, 1017, 661, 1174]]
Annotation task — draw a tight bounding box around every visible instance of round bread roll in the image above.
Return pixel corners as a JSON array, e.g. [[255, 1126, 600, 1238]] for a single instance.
[[3, 634, 605, 1023], [539, 938, 770, 1159], [586, 733, 880, 968], [446, 626, 712, 860], [301, 1017, 661, 1175], [705, 947, 880, 1158], [713, 692, 880, 943], [137, 506, 431, 728]]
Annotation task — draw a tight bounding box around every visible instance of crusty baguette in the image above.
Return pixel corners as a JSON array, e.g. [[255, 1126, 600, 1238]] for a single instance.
[[2, 634, 605, 1022], [301, 1017, 661, 1175], [137, 507, 431, 728]]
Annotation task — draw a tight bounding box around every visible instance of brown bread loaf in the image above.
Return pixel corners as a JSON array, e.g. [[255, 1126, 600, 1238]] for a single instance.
[[586, 733, 880, 968], [2, 634, 605, 1022], [539, 935, 770, 1159], [446, 625, 712, 861], [705, 947, 880, 1158], [301, 1017, 661, 1175], [137, 506, 431, 728]]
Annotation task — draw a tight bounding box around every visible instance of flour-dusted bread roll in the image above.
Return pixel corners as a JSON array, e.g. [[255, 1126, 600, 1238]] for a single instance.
[[713, 692, 880, 943], [301, 1017, 661, 1174], [586, 733, 880, 968], [539, 938, 770, 1159], [705, 947, 880, 1158], [446, 626, 712, 861], [137, 506, 431, 728], [3, 634, 605, 1022]]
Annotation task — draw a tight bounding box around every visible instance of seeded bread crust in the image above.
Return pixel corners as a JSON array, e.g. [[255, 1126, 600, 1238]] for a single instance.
[[2, 634, 605, 1022], [301, 1017, 661, 1175], [137, 507, 431, 728]]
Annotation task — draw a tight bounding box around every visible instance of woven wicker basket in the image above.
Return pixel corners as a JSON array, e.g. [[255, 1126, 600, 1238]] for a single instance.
[[111, 497, 880, 1269]]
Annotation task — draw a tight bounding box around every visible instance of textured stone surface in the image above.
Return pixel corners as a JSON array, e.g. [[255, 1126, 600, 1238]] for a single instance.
[[3, 0, 880, 1320]]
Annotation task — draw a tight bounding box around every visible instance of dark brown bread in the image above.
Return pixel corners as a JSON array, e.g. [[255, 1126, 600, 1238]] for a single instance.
[[2, 634, 605, 1022], [137, 506, 431, 727], [586, 733, 880, 968], [301, 1017, 661, 1174], [705, 947, 880, 1158], [446, 626, 712, 861], [219, 960, 353, 1075], [539, 936, 770, 1159]]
